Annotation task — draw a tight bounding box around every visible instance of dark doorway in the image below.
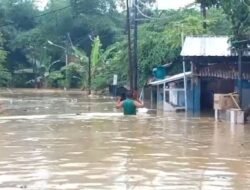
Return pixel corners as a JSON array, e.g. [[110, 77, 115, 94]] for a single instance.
[[200, 78, 235, 112]]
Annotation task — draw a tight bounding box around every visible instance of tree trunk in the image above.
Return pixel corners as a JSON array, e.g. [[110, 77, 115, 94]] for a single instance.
[[201, 0, 207, 30]]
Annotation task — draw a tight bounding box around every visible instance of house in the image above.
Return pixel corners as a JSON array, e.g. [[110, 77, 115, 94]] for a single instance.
[[149, 36, 250, 114], [149, 72, 192, 112], [181, 36, 250, 113]]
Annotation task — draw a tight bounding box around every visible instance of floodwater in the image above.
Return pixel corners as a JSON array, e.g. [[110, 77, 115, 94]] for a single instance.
[[0, 91, 250, 190]]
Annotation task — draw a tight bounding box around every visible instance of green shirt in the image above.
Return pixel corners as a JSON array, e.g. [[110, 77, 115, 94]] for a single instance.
[[123, 99, 136, 115]]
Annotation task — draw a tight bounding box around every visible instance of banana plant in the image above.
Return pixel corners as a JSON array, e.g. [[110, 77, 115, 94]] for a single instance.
[[0, 33, 10, 86], [70, 45, 89, 89], [90, 36, 102, 76]]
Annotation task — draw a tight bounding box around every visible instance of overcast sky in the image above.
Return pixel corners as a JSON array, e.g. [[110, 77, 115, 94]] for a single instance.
[[36, 0, 195, 10], [157, 0, 195, 10]]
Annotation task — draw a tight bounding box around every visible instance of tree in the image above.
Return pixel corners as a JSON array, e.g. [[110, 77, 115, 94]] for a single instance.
[[0, 0, 240, 90], [90, 36, 102, 75], [98, 8, 231, 87], [69, 0, 124, 51], [0, 33, 11, 86], [220, 0, 250, 48], [195, 0, 220, 29], [70, 46, 89, 89], [0, 34, 7, 64]]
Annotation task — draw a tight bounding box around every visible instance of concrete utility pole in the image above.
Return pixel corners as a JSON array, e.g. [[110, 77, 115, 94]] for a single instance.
[[238, 49, 243, 108], [126, 0, 134, 91], [133, 0, 138, 91], [47, 40, 68, 90], [88, 34, 94, 95], [200, 0, 207, 30], [88, 55, 91, 95]]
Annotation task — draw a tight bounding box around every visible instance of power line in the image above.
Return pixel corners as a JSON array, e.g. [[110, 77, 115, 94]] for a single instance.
[[0, 5, 71, 28], [135, 4, 154, 20], [134, 0, 197, 21], [34, 5, 71, 18], [134, 4, 182, 21], [242, 0, 250, 7]]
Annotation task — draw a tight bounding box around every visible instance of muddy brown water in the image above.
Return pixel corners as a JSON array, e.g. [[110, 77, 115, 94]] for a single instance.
[[0, 92, 250, 190]]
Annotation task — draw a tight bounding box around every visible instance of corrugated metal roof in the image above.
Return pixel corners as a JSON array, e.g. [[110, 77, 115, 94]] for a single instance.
[[181, 36, 234, 57], [150, 71, 192, 86]]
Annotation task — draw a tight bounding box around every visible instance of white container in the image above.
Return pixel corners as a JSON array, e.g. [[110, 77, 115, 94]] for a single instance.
[[230, 109, 244, 124]]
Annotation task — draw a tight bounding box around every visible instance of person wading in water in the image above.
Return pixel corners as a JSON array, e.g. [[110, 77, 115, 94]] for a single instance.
[[116, 91, 144, 115]]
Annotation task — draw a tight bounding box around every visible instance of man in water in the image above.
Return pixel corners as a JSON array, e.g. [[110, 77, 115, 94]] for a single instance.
[[116, 91, 144, 115]]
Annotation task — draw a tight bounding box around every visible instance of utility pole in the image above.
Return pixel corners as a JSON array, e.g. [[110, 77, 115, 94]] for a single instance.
[[238, 49, 243, 108], [65, 46, 69, 90], [133, 0, 138, 91], [33, 55, 38, 89], [47, 40, 68, 90], [200, 0, 207, 31], [88, 34, 94, 95], [126, 0, 134, 91], [88, 55, 91, 95]]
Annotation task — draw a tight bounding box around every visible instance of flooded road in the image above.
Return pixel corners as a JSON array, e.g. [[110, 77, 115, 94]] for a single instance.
[[0, 91, 250, 190]]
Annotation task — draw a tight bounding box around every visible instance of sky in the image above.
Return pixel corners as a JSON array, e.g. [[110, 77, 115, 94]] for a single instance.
[[35, 0, 48, 10], [36, 0, 195, 10], [157, 0, 195, 10]]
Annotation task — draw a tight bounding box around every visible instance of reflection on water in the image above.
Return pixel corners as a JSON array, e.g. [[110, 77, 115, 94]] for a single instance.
[[0, 92, 250, 189]]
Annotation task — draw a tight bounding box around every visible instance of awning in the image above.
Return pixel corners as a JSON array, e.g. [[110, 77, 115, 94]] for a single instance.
[[150, 71, 192, 86]]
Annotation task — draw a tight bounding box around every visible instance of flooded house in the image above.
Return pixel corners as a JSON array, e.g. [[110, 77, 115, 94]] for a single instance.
[[149, 71, 192, 112], [149, 36, 250, 118]]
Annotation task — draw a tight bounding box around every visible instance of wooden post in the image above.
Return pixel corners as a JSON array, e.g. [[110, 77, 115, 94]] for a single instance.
[[157, 85, 160, 109], [183, 59, 188, 112], [150, 86, 153, 109], [163, 82, 166, 111], [88, 55, 91, 95]]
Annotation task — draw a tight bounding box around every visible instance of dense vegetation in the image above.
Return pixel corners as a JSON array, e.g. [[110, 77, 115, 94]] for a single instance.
[[0, 0, 249, 90]]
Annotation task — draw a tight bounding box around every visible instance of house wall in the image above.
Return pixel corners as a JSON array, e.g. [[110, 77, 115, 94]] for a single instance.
[[200, 78, 235, 111], [243, 89, 250, 109], [238, 80, 250, 109], [187, 77, 201, 113], [157, 85, 164, 110], [144, 86, 157, 109]]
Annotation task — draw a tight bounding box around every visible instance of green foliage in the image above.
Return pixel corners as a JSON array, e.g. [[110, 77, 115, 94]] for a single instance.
[[196, 0, 220, 8], [71, 46, 89, 88], [92, 40, 128, 89], [0, 33, 7, 63], [206, 8, 231, 35], [0, 33, 11, 86], [0, 0, 248, 90], [72, 46, 88, 63], [136, 10, 205, 83], [47, 71, 64, 88], [0, 64, 11, 86], [65, 63, 85, 88], [92, 7, 236, 88], [137, 4, 243, 84], [90, 36, 102, 74], [220, 0, 250, 48], [196, 0, 250, 48], [0, 0, 124, 88]]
